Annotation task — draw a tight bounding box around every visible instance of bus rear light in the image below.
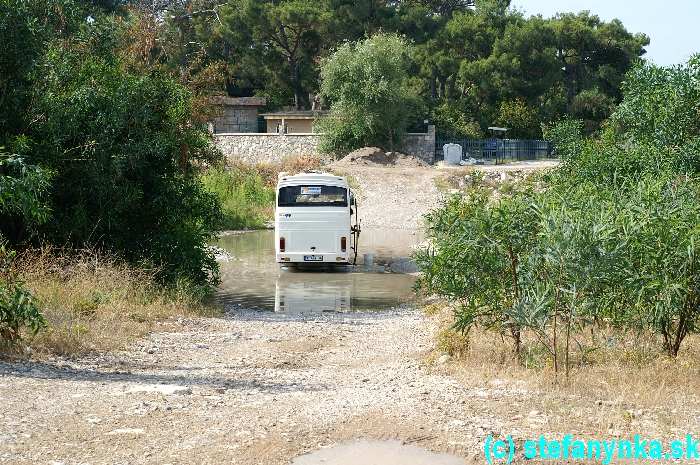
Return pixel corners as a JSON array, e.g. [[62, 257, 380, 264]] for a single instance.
[[341, 237, 347, 252], [279, 237, 286, 252]]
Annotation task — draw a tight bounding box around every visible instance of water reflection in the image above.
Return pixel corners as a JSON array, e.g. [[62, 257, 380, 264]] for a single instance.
[[214, 230, 420, 313]]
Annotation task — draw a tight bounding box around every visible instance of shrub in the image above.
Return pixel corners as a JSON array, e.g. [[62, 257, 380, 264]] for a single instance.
[[317, 33, 422, 154], [418, 58, 700, 368], [0, 245, 45, 348], [6, 19, 222, 287], [10, 247, 219, 355], [416, 186, 539, 356], [201, 165, 275, 230]]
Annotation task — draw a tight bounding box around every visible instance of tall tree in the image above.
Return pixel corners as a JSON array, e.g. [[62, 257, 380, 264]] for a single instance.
[[220, 0, 329, 109]]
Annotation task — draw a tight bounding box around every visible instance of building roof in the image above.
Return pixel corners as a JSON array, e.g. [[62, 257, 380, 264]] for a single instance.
[[261, 110, 329, 119]]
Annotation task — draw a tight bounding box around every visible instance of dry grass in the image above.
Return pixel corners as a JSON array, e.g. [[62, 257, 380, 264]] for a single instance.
[[11, 248, 220, 356], [427, 303, 700, 436]]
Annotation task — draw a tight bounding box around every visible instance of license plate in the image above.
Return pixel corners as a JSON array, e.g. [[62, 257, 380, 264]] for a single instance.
[[303, 255, 323, 261]]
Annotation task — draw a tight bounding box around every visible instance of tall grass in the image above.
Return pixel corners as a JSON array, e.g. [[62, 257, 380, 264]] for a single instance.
[[8, 248, 220, 356], [201, 156, 323, 231], [201, 165, 275, 230]]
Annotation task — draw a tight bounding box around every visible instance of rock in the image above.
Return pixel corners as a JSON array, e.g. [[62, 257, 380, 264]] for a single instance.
[[126, 384, 192, 396], [436, 354, 451, 365], [106, 428, 145, 435], [389, 258, 418, 274]]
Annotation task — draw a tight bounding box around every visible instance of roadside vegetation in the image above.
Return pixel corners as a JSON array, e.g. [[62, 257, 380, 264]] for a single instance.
[[201, 155, 322, 230], [201, 165, 275, 230], [416, 57, 700, 377], [0, 1, 226, 354], [2, 246, 219, 356]]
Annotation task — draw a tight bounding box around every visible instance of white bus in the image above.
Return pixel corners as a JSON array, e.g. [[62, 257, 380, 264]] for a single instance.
[[275, 172, 360, 265]]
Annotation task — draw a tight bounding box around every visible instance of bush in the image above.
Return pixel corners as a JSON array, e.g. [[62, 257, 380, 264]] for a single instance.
[[416, 187, 539, 355], [9, 247, 219, 355], [0, 245, 45, 348], [201, 165, 275, 230], [0, 151, 52, 242], [318, 33, 422, 154], [0, 4, 224, 289], [1, 15, 223, 288], [417, 58, 700, 368]]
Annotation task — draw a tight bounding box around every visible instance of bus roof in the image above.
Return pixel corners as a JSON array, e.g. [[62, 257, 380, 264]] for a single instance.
[[277, 172, 349, 189]]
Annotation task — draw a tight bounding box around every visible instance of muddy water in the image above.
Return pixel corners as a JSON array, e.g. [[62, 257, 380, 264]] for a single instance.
[[214, 229, 422, 313], [291, 440, 466, 465]]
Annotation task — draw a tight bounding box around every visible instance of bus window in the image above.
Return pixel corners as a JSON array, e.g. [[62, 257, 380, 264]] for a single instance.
[[278, 185, 348, 207]]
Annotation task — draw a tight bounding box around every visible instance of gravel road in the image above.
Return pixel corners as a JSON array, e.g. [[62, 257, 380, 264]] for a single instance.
[[332, 165, 443, 231], [1, 310, 527, 464]]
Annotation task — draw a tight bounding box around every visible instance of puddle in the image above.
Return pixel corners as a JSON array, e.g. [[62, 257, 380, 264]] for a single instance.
[[291, 439, 466, 465], [214, 229, 422, 313]]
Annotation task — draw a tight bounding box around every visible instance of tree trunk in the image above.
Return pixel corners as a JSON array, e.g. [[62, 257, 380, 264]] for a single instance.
[[288, 57, 308, 110]]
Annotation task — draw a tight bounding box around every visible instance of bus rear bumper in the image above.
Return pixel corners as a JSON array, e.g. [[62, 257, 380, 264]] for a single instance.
[[276, 253, 350, 264]]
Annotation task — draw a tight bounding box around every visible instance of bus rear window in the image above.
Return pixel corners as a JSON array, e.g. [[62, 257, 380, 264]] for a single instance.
[[278, 185, 348, 207]]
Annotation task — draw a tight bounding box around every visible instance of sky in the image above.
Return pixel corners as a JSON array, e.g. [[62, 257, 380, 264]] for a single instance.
[[513, 0, 699, 66]]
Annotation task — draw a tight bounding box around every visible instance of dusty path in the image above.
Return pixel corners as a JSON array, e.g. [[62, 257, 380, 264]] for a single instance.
[[0, 310, 526, 464], [331, 165, 443, 230]]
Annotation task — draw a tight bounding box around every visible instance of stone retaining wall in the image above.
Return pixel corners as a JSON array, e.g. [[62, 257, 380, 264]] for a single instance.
[[214, 125, 436, 164], [214, 133, 321, 164]]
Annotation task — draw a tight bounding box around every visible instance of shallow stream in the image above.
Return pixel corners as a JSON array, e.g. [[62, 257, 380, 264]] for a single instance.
[[213, 229, 423, 313]]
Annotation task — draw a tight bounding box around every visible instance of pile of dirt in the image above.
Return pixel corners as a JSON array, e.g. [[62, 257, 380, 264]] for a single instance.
[[336, 147, 429, 168]]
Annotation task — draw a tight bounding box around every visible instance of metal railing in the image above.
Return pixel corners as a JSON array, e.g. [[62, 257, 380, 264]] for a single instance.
[[436, 138, 554, 163]]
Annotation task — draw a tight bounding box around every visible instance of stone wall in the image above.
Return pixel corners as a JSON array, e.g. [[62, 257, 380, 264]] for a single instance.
[[214, 133, 321, 164], [214, 125, 436, 164]]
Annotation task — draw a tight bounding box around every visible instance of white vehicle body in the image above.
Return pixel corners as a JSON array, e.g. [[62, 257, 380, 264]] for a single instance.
[[275, 172, 358, 265]]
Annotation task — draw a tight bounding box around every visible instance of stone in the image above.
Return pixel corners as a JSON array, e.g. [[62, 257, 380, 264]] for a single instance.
[[106, 428, 145, 435], [126, 384, 192, 396], [436, 354, 451, 365]]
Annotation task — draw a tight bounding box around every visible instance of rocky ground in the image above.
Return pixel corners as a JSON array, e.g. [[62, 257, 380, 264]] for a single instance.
[[1, 310, 507, 465]]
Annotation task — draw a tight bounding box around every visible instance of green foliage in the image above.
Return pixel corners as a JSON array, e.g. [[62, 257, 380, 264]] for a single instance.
[[417, 58, 700, 369], [495, 99, 539, 139], [201, 166, 275, 230], [542, 118, 584, 159], [218, 0, 329, 108], [416, 186, 538, 353], [318, 33, 420, 154], [0, 3, 222, 288], [0, 152, 52, 240], [431, 101, 483, 138], [157, 1, 647, 139], [0, 245, 45, 347], [611, 56, 700, 149]]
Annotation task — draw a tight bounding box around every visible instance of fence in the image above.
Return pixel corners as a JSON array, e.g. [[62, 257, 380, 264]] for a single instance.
[[435, 138, 554, 163]]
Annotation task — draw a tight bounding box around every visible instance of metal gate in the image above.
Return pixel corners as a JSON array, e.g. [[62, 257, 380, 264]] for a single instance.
[[435, 138, 554, 163]]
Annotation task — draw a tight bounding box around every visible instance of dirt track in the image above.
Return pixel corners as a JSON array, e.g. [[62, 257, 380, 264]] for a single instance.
[[2, 311, 504, 464]]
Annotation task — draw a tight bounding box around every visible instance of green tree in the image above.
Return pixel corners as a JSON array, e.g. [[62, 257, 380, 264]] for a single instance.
[[495, 98, 539, 139], [0, 3, 223, 288], [219, 0, 329, 109], [317, 33, 420, 154]]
